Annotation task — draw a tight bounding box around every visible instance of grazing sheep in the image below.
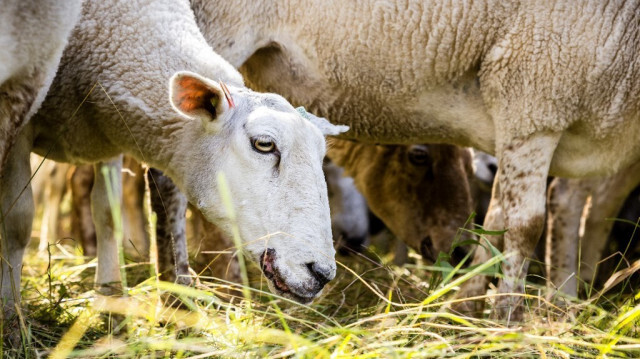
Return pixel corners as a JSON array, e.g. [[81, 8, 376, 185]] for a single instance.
[[0, 0, 346, 318], [0, 0, 83, 175], [53, 157, 368, 286], [546, 161, 640, 297], [191, 0, 640, 320], [328, 140, 474, 262], [331, 148, 495, 265]]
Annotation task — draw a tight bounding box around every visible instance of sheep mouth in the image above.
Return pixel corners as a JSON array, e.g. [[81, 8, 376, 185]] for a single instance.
[[260, 249, 315, 304]]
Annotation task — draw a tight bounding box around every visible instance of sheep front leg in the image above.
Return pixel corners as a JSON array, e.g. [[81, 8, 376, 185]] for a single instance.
[[492, 133, 561, 322], [579, 162, 640, 283], [545, 177, 592, 298], [92, 156, 124, 295], [148, 168, 191, 285], [452, 168, 505, 317], [0, 131, 34, 319], [71, 165, 97, 257]]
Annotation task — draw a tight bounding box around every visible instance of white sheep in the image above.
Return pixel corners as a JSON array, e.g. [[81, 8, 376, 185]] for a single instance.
[[0, 0, 347, 317], [191, 0, 640, 321]]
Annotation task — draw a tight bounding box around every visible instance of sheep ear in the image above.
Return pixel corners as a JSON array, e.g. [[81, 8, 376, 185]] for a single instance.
[[169, 71, 229, 129], [296, 107, 349, 136]]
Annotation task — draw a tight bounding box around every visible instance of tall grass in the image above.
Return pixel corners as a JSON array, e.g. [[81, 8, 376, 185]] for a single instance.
[[3, 228, 640, 358], [2, 166, 639, 358]]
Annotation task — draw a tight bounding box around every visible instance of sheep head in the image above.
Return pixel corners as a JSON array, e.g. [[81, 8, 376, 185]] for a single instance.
[[168, 71, 348, 303]]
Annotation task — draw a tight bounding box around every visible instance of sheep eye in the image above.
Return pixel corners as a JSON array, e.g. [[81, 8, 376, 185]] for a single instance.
[[408, 145, 431, 166], [252, 137, 276, 153]]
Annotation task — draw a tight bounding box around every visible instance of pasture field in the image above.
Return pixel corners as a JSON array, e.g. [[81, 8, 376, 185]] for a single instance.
[[2, 202, 639, 358]]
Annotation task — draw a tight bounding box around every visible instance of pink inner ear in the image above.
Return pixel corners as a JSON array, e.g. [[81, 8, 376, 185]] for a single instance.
[[174, 76, 211, 114]]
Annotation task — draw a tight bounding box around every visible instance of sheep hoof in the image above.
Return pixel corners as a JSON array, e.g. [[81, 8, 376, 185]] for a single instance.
[[1, 311, 24, 350], [96, 282, 123, 297], [490, 295, 525, 323], [175, 274, 194, 287], [450, 298, 486, 318]]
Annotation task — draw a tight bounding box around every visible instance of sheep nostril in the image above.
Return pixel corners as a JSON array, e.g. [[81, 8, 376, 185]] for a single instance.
[[306, 262, 332, 287]]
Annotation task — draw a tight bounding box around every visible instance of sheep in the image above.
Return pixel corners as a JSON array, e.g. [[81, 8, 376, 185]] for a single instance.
[[546, 161, 640, 298], [191, 0, 640, 320], [37, 157, 369, 286], [337, 148, 493, 266], [0, 0, 83, 176], [327, 140, 474, 263], [0, 0, 347, 319]]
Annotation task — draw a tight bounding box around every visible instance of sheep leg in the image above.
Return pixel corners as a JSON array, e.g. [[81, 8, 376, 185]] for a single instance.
[[0, 129, 34, 318], [452, 168, 504, 317], [579, 162, 640, 285], [147, 168, 191, 285], [492, 133, 561, 322], [121, 159, 149, 260], [92, 156, 124, 295], [545, 177, 592, 298], [71, 165, 97, 256]]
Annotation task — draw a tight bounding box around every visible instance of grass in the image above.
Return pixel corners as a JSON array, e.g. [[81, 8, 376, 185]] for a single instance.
[[2, 226, 640, 358], [2, 165, 639, 358]]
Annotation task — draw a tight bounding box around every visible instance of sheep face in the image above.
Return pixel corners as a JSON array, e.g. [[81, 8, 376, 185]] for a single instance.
[[169, 71, 347, 303], [330, 142, 474, 264]]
